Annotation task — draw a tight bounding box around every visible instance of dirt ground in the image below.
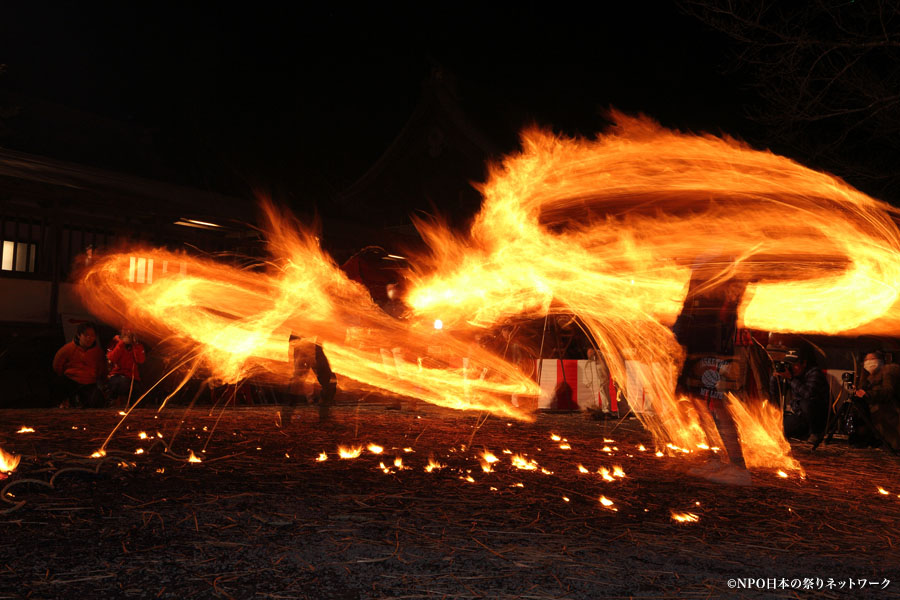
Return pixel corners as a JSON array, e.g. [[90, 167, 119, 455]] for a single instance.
[[1, 401, 899, 599]]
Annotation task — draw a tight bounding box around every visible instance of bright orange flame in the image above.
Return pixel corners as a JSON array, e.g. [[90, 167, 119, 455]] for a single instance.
[[671, 512, 700, 523], [316, 452, 328, 462], [338, 445, 363, 459], [188, 450, 202, 463], [598, 467, 614, 482], [16, 426, 34, 434], [76, 114, 900, 469], [0, 446, 20, 474], [424, 457, 444, 472], [77, 204, 534, 420], [511, 454, 538, 471], [393, 457, 404, 469], [612, 465, 626, 478]]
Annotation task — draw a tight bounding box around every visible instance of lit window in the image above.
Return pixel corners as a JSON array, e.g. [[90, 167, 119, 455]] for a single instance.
[[128, 257, 183, 283], [1, 241, 37, 273]]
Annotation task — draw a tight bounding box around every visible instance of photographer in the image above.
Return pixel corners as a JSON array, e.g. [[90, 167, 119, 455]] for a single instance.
[[852, 351, 900, 452], [769, 342, 828, 444]]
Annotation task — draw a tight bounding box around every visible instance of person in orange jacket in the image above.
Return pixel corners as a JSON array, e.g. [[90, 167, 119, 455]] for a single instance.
[[106, 328, 146, 408], [52, 322, 106, 408]]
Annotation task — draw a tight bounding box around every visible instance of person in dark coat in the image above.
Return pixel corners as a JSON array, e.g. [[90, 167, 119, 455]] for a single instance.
[[852, 351, 900, 452], [770, 343, 829, 444]]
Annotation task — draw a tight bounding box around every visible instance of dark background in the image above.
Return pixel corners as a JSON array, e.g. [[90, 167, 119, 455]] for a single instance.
[[2, 1, 897, 215]]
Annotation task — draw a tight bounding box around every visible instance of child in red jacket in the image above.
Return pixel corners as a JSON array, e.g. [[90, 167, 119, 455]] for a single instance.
[[107, 328, 146, 408], [52, 322, 106, 408]]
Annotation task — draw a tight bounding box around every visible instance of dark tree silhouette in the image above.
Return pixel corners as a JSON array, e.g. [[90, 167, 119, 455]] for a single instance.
[[681, 0, 900, 201]]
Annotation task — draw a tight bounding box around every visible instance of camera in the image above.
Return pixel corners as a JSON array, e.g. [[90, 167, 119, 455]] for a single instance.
[[841, 371, 855, 390], [773, 349, 800, 374]]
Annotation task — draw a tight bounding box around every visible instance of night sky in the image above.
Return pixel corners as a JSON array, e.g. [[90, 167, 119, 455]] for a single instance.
[[1, 2, 750, 209]]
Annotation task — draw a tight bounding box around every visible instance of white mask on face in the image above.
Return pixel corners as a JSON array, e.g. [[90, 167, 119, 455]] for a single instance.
[[864, 359, 883, 374]]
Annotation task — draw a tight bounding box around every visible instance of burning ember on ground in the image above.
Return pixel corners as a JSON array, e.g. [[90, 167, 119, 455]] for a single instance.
[[0, 446, 20, 477], [671, 512, 700, 523], [74, 112, 900, 471], [16, 427, 34, 434], [338, 446, 363, 459]]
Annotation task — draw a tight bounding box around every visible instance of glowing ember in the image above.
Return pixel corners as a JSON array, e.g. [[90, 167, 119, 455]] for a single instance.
[[603, 438, 615, 443], [655, 451, 664, 458], [338, 445, 363, 459], [403, 447, 414, 453], [671, 512, 700, 523], [550, 434, 561, 441], [367, 444, 384, 455], [464, 475, 476, 483], [0, 446, 20, 474], [697, 443, 709, 450], [559, 443, 571, 450], [393, 457, 404, 469], [90, 450, 106, 459], [138, 432, 148, 439], [16, 427, 34, 434], [599, 496, 615, 508], [540, 467, 554, 475], [188, 450, 202, 463], [482, 451, 499, 464], [502, 449, 512, 454], [135, 448, 144, 455], [777, 470, 789, 478], [638, 445, 647, 452], [511, 454, 539, 471], [877, 487, 890, 495], [598, 467, 615, 482], [612, 465, 626, 478], [577, 464, 589, 473], [424, 458, 445, 473], [316, 452, 328, 462], [602, 446, 613, 453], [562, 496, 570, 502], [378, 462, 390, 474]]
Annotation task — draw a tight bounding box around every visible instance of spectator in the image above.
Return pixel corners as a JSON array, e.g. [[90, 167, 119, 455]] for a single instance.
[[106, 328, 146, 408], [769, 342, 829, 444], [52, 322, 106, 408], [852, 351, 900, 453]]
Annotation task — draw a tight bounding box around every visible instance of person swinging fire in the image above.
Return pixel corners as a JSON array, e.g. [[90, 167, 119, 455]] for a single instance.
[[673, 270, 753, 486]]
